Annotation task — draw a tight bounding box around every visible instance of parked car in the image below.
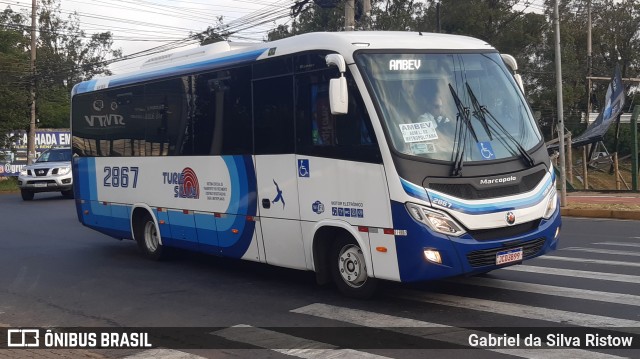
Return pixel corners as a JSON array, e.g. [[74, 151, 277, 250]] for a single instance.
[[18, 146, 73, 200]]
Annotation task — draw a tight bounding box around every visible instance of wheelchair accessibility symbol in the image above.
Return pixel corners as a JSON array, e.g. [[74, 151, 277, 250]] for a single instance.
[[298, 159, 310, 177], [477, 142, 496, 160]]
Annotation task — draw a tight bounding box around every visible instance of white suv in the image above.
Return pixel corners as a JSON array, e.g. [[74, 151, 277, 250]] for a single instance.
[[18, 147, 73, 201]]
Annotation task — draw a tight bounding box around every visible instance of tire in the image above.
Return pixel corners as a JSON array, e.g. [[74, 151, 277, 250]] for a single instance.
[[330, 235, 377, 299], [61, 190, 74, 199], [21, 190, 34, 201], [134, 212, 166, 260]]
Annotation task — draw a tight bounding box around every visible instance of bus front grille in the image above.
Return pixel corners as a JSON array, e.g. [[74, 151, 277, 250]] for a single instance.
[[427, 169, 546, 200], [465, 237, 546, 268]]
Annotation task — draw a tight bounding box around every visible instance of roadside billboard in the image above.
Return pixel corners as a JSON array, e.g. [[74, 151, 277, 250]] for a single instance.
[[0, 129, 71, 177]]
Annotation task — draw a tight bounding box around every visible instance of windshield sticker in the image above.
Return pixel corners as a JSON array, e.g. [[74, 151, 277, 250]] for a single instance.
[[477, 142, 496, 160], [409, 142, 436, 155], [399, 121, 438, 143], [389, 59, 421, 71]]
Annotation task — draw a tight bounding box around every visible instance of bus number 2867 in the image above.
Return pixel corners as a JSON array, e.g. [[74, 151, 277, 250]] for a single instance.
[[103, 166, 139, 188]]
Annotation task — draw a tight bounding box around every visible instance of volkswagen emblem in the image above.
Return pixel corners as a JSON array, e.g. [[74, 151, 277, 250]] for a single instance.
[[505, 211, 516, 225]]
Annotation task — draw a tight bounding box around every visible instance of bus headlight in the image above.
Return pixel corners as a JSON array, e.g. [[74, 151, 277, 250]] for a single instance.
[[406, 203, 466, 236], [543, 187, 558, 219]]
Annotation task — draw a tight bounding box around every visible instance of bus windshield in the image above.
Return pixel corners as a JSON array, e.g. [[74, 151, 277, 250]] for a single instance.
[[356, 52, 541, 163]]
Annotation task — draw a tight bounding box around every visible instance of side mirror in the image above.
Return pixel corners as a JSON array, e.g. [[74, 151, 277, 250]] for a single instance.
[[326, 54, 348, 115], [501, 54, 525, 94]]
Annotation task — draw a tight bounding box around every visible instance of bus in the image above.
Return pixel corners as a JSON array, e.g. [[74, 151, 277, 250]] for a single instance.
[[71, 31, 561, 298]]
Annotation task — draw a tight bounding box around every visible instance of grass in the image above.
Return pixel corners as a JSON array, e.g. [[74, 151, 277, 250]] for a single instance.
[[564, 202, 640, 211], [0, 177, 19, 192]]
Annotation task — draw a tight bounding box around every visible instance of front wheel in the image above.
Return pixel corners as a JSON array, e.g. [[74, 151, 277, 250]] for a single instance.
[[135, 212, 166, 260], [330, 235, 377, 298], [61, 189, 74, 199], [21, 190, 34, 201]]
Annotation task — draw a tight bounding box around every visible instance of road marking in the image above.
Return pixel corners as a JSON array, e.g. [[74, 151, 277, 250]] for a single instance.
[[124, 349, 206, 359], [596, 242, 640, 248], [396, 292, 640, 328], [213, 324, 391, 359], [449, 277, 640, 306], [292, 303, 624, 359], [562, 247, 640, 257], [535, 255, 640, 267], [501, 265, 640, 283]]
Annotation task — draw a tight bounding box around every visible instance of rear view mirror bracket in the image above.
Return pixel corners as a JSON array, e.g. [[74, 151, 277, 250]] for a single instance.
[[326, 54, 348, 115]]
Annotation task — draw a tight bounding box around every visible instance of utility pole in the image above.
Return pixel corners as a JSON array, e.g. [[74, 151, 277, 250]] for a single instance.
[[586, 0, 592, 115], [554, 0, 567, 206], [27, 0, 37, 164], [583, 0, 592, 189], [345, 0, 355, 31]]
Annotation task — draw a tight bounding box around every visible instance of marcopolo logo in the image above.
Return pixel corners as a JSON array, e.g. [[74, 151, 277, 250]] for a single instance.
[[479, 175, 517, 186], [162, 167, 200, 199]]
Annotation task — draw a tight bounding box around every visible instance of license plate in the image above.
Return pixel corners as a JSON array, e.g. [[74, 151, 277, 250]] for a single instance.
[[34, 183, 47, 188], [496, 247, 523, 265]]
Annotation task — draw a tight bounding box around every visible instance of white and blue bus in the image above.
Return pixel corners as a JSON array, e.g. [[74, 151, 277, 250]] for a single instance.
[[71, 31, 561, 298]]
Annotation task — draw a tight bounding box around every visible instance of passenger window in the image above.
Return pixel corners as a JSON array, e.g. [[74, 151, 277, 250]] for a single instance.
[[253, 75, 295, 154], [295, 69, 380, 163]]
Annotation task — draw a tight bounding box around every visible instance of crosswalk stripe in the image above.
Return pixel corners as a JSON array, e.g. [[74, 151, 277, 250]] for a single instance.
[[501, 265, 640, 283], [124, 349, 206, 359], [562, 247, 640, 257], [449, 277, 640, 306], [596, 242, 640, 248], [397, 292, 640, 328], [535, 255, 640, 267], [292, 303, 625, 359], [212, 325, 391, 359]]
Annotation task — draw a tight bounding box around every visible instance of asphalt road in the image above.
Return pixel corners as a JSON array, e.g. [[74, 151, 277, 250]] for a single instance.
[[0, 192, 638, 359]]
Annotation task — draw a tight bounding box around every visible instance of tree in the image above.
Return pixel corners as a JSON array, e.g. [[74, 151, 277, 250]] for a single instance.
[[194, 16, 230, 45], [0, 0, 121, 131], [35, 0, 121, 128], [0, 8, 30, 143]]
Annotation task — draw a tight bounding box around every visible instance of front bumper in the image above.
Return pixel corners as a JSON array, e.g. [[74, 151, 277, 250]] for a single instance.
[[18, 175, 73, 192], [391, 201, 561, 282]]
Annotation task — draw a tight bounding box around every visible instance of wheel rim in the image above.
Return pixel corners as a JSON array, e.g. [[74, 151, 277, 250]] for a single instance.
[[143, 221, 159, 252], [338, 244, 368, 288]]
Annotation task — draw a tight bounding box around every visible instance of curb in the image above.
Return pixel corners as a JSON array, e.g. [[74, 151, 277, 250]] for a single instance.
[[561, 208, 640, 220]]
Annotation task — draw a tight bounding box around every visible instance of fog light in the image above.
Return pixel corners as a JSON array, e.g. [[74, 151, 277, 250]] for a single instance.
[[554, 226, 560, 239], [424, 249, 442, 264]]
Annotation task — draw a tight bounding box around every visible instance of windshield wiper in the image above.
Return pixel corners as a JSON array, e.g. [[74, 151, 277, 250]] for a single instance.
[[464, 83, 535, 168], [465, 82, 492, 141], [448, 83, 478, 177]]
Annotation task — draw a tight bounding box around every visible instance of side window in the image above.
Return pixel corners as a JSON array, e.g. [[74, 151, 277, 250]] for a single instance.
[[144, 78, 187, 156], [253, 75, 295, 154], [72, 85, 145, 157], [295, 69, 380, 163], [194, 66, 252, 155]]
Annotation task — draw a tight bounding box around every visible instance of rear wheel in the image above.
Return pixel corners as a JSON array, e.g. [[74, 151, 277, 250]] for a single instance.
[[21, 190, 34, 201], [135, 212, 166, 260], [330, 235, 377, 298]]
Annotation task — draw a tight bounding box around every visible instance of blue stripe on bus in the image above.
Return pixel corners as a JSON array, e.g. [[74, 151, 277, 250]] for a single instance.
[[74, 157, 96, 201], [400, 177, 430, 202], [74, 49, 267, 94], [73, 80, 97, 95], [217, 155, 258, 258]]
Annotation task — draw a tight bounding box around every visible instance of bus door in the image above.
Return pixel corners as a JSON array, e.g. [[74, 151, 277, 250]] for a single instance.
[[253, 75, 307, 270]]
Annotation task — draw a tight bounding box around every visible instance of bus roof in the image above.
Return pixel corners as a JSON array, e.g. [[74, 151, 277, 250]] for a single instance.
[[72, 31, 494, 95]]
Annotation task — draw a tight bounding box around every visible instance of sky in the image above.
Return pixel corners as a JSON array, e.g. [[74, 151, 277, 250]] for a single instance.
[[0, 0, 551, 76], [0, 0, 294, 74]]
